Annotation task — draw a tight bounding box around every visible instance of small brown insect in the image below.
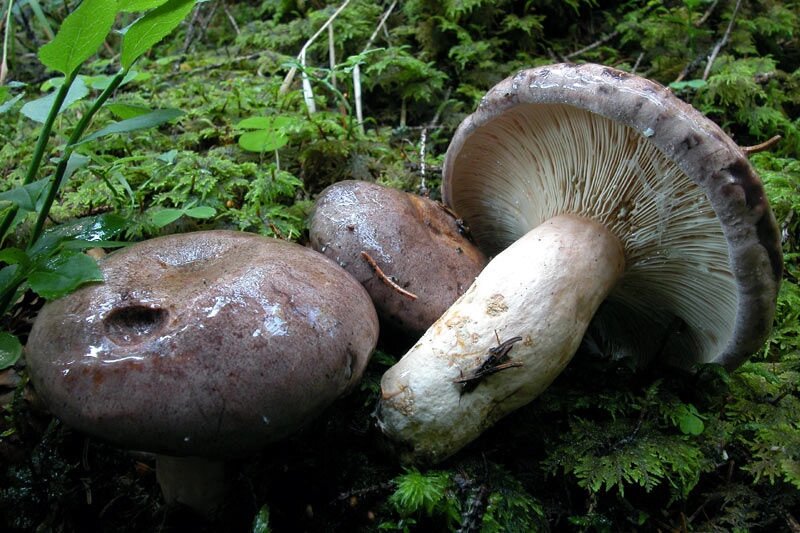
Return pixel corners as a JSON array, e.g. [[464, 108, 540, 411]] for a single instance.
[[454, 333, 523, 394]]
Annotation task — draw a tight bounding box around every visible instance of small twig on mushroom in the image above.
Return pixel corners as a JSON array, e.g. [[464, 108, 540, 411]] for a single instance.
[[454, 335, 524, 394], [741, 135, 781, 155], [565, 30, 620, 60], [702, 0, 743, 80], [360, 251, 418, 300]]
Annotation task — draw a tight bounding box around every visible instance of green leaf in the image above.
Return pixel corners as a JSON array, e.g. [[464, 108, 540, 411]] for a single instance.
[[0, 333, 22, 370], [251, 504, 271, 533], [148, 208, 185, 227], [238, 130, 289, 152], [28, 252, 103, 300], [21, 77, 89, 123], [184, 206, 216, 219], [121, 0, 197, 69], [676, 405, 705, 436], [119, 0, 171, 12], [28, 213, 127, 258], [0, 248, 30, 267], [77, 108, 184, 145], [105, 102, 153, 119], [37, 0, 118, 75], [0, 179, 50, 212]]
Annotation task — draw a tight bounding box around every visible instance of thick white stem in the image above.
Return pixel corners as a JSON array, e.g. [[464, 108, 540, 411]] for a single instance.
[[377, 214, 625, 463]]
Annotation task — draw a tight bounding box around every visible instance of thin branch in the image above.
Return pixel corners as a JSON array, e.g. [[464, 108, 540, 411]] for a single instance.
[[328, 23, 336, 88], [631, 52, 644, 74], [221, 1, 239, 35], [565, 30, 619, 60], [354, 0, 398, 131], [741, 135, 781, 155], [702, 0, 743, 81], [695, 0, 719, 27], [360, 251, 418, 300], [279, 0, 351, 99], [0, 0, 13, 85]]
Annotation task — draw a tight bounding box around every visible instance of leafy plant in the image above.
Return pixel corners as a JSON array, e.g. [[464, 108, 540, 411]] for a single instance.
[[0, 0, 198, 368]]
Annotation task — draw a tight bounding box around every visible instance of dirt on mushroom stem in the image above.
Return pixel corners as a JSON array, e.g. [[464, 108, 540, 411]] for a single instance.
[[377, 214, 625, 463]]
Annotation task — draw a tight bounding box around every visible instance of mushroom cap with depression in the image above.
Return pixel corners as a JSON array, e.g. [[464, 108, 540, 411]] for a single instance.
[[309, 180, 487, 336], [443, 63, 782, 370], [25, 231, 379, 457]]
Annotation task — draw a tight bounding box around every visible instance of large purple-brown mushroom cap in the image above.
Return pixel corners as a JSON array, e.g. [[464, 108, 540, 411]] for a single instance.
[[26, 230, 379, 458]]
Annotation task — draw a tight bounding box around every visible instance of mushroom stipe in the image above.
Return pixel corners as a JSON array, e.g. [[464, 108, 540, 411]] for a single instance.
[[377, 63, 782, 464]]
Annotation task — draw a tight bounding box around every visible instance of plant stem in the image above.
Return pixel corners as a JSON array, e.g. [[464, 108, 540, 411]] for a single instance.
[[29, 68, 128, 245], [0, 69, 78, 243]]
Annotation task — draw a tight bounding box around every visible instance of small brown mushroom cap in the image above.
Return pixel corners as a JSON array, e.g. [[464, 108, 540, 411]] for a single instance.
[[443, 63, 782, 370], [309, 180, 487, 336], [25, 230, 379, 458]]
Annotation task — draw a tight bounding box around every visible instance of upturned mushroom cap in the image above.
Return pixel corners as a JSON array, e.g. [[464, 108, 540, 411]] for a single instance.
[[443, 63, 781, 370], [25, 230, 379, 458], [377, 63, 782, 463], [309, 180, 487, 336]]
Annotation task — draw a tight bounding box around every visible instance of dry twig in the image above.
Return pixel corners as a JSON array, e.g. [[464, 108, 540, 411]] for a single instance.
[[741, 135, 781, 155], [279, 0, 352, 113], [360, 251, 418, 300], [354, 0, 398, 131], [702, 0, 743, 80], [565, 30, 620, 60]]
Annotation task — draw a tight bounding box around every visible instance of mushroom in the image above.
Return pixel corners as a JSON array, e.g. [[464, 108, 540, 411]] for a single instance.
[[377, 63, 782, 463], [309, 180, 487, 337], [25, 230, 379, 513]]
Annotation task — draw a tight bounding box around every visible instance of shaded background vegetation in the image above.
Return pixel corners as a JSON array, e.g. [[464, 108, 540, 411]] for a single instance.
[[1, 0, 799, 531]]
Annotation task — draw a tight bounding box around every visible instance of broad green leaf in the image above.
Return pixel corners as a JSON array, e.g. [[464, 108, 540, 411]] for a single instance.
[[121, 0, 197, 69], [28, 213, 127, 258], [239, 130, 289, 153], [236, 116, 294, 131], [61, 239, 128, 251], [105, 102, 152, 119], [37, 0, 117, 75], [148, 208, 185, 227], [77, 108, 184, 145], [0, 86, 7, 101], [0, 179, 51, 212], [119, 0, 170, 12], [21, 77, 89, 123], [184, 206, 216, 219], [0, 248, 30, 267], [28, 252, 103, 300], [236, 117, 276, 130], [0, 332, 22, 370]]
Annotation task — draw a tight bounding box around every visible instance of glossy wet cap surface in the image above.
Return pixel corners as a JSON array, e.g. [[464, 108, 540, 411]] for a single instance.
[[25, 231, 379, 457], [309, 180, 487, 337]]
